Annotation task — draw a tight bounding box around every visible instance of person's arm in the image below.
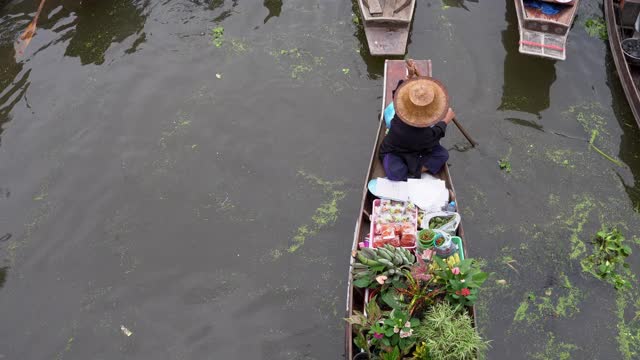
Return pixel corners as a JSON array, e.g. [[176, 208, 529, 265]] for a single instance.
[[430, 108, 455, 139], [391, 79, 405, 98]]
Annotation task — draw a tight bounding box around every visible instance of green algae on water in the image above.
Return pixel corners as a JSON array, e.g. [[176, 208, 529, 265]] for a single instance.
[[530, 332, 578, 360], [269, 48, 324, 79], [562, 195, 596, 260], [230, 39, 250, 54], [615, 291, 640, 360], [545, 149, 578, 168], [287, 171, 346, 253], [514, 295, 531, 322], [513, 274, 582, 324], [564, 102, 609, 139]]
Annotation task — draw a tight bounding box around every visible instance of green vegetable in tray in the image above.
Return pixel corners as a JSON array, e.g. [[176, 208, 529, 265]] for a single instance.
[[429, 215, 454, 229]]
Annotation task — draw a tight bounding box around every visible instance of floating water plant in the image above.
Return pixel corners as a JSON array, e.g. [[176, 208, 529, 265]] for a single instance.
[[585, 18, 607, 40], [581, 227, 632, 290], [498, 158, 512, 173], [211, 26, 224, 47]]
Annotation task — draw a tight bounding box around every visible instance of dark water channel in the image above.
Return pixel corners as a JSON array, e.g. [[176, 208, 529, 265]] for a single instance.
[[1, 0, 640, 359]]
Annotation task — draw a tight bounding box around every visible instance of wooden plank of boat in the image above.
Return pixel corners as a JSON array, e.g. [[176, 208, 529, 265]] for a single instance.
[[605, 0, 640, 128], [357, 0, 416, 56], [344, 59, 472, 359], [514, 0, 580, 60]]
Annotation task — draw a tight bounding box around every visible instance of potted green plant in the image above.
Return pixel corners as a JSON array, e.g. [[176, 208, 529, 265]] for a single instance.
[[413, 302, 490, 359]]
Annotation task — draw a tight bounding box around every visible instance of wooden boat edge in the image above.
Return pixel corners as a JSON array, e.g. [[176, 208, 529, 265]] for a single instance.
[[344, 59, 474, 359], [605, 0, 640, 127], [357, 0, 416, 24]]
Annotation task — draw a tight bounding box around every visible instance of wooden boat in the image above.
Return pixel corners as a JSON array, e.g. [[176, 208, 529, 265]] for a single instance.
[[356, 0, 416, 56], [605, 0, 640, 127], [344, 59, 472, 359], [514, 0, 580, 60]]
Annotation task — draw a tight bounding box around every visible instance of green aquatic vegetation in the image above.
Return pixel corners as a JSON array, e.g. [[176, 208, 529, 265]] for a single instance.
[[498, 158, 511, 173], [270, 48, 324, 80], [437, 15, 455, 41], [589, 130, 625, 167], [513, 295, 531, 322], [616, 292, 640, 360], [581, 227, 633, 290], [562, 195, 595, 260], [545, 149, 577, 168], [290, 64, 312, 79], [351, 13, 360, 25], [230, 39, 249, 53], [529, 332, 578, 360], [513, 274, 582, 324], [585, 18, 607, 40], [211, 26, 224, 47], [499, 95, 529, 111], [565, 102, 609, 138], [288, 171, 345, 253]]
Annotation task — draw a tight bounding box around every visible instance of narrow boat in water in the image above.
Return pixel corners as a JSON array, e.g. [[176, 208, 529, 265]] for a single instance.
[[514, 0, 580, 60], [356, 0, 415, 56], [344, 59, 473, 359], [605, 0, 640, 127]]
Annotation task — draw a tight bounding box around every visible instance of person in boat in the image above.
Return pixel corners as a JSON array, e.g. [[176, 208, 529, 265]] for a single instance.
[[379, 74, 455, 181]]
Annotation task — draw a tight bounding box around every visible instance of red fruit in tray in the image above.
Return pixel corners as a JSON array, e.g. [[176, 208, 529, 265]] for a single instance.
[[401, 233, 416, 247], [380, 225, 395, 240], [394, 223, 404, 236], [390, 236, 401, 247], [401, 222, 415, 235]]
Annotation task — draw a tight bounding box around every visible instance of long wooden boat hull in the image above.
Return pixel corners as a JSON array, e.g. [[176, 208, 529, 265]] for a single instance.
[[605, 0, 640, 127], [344, 59, 471, 358], [514, 0, 580, 60], [357, 0, 416, 56]]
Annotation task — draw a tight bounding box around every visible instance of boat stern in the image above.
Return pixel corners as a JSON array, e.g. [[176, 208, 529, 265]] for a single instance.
[[519, 29, 567, 60], [364, 25, 410, 56]]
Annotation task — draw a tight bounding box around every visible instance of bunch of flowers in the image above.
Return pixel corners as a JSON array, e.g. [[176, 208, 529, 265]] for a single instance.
[[368, 308, 419, 357], [432, 257, 488, 306]]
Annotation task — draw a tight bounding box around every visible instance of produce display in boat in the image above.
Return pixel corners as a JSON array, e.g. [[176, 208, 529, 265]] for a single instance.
[[344, 60, 489, 360]]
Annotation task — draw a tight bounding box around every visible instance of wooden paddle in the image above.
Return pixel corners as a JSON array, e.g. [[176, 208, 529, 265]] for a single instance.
[[405, 59, 478, 147], [14, 0, 47, 58]]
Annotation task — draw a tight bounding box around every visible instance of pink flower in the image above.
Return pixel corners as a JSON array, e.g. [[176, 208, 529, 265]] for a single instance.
[[458, 288, 471, 296], [393, 326, 399, 333], [404, 321, 411, 328], [421, 249, 434, 261], [399, 329, 413, 338], [373, 332, 383, 339], [375, 275, 388, 285], [451, 267, 461, 275]]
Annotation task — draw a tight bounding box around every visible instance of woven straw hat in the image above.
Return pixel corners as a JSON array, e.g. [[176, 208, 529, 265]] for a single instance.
[[393, 77, 449, 127]]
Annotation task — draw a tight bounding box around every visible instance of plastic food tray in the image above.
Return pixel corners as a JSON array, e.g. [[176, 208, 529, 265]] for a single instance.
[[369, 198, 418, 249]]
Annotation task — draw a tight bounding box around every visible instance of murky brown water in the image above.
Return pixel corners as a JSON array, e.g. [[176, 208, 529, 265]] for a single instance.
[[1, 0, 640, 359]]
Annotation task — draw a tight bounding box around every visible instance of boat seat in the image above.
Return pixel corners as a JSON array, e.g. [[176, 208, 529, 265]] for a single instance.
[[365, 0, 411, 17], [364, 0, 383, 16]]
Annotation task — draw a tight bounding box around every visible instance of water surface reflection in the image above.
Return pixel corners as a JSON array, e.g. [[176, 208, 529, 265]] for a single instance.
[[498, 0, 556, 117]]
